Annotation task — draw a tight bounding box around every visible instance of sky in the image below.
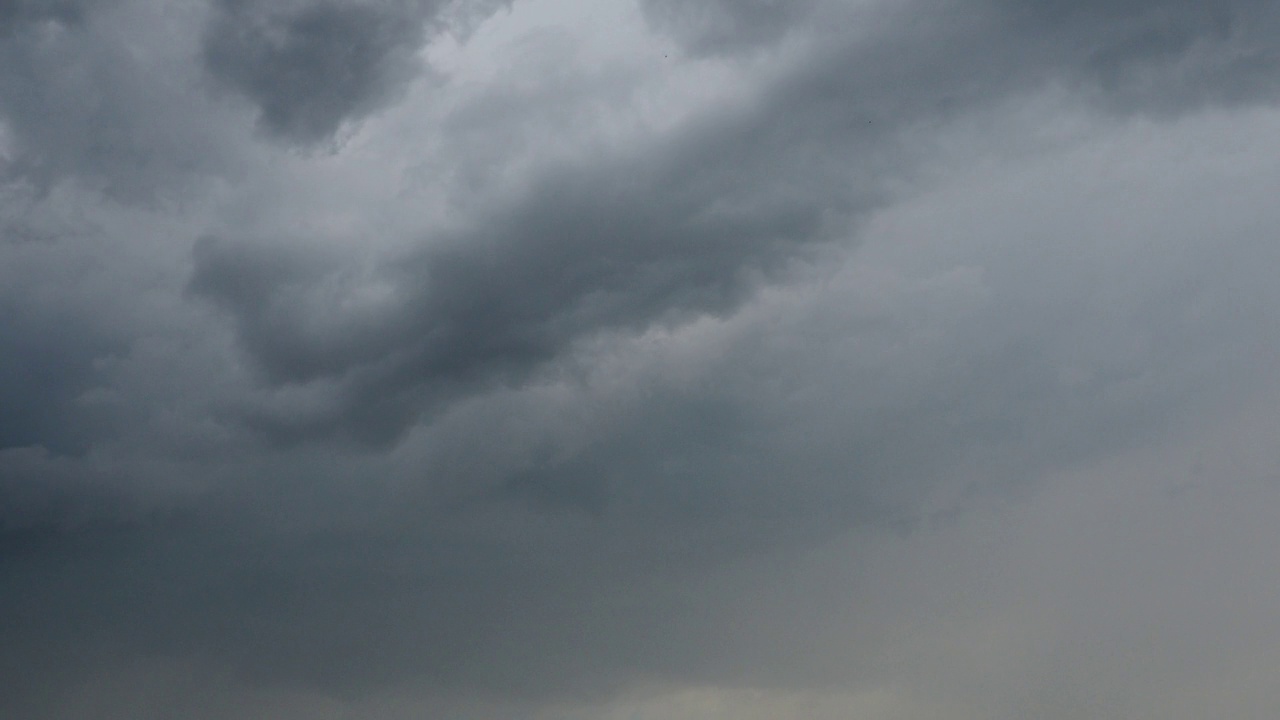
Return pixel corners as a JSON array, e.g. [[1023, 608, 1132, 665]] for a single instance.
[[2, 0, 1280, 717]]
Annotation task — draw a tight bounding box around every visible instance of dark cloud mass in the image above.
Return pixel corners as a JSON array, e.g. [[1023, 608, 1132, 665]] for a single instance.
[[201, 0, 440, 144], [188, 133, 860, 444], [0, 0, 85, 29], [190, 0, 1280, 445], [4, 0, 1280, 717]]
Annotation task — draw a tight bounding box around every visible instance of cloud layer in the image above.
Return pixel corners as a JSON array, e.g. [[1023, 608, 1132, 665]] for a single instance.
[[3, 0, 1280, 717]]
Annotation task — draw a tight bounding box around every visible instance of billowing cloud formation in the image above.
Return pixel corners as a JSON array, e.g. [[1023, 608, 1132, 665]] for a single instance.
[[202, 0, 438, 143], [3, 0, 1280, 718], [187, 0, 1280, 446]]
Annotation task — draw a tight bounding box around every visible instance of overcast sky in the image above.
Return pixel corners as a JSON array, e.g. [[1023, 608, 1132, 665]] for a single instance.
[[3, 0, 1280, 717]]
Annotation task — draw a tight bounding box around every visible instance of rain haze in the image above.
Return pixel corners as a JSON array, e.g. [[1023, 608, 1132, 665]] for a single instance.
[[3, 0, 1280, 717]]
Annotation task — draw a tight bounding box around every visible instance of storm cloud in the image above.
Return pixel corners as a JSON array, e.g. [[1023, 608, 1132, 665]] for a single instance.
[[170, 0, 1280, 457], [201, 0, 440, 143], [4, 0, 1280, 718]]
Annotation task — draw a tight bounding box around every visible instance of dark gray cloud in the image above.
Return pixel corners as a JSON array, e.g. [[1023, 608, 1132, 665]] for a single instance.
[[0, 309, 112, 453], [201, 0, 443, 144], [0, 0, 87, 31], [4, 0, 1280, 717], [191, 0, 1280, 447], [983, 0, 1280, 112], [188, 132, 867, 444], [0, 0, 240, 198]]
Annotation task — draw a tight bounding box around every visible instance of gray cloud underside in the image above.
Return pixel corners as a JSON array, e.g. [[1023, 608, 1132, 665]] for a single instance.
[[201, 0, 441, 144], [3, 0, 1280, 716], [192, 0, 1280, 445]]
